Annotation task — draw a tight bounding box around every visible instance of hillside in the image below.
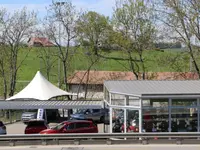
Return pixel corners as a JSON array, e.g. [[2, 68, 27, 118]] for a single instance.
[[9, 47, 191, 93]]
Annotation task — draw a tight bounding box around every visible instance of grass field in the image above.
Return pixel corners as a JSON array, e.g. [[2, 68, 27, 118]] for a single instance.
[[9, 47, 191, 93]]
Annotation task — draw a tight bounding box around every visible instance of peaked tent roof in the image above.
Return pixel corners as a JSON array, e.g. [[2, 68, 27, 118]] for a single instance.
[[7, 71, 76, 101]]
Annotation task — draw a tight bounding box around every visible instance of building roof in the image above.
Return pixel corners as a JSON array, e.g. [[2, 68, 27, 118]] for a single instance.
[[28, 37, 55, 47], [0, 100, 102, 109], [68, 71, 135, 85], [68, 71, 199, 85], [7, 71, 76, 101], [104, 80, 200, 98]]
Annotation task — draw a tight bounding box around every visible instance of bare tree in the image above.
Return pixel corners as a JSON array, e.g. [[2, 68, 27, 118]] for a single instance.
[[45, 0, 78, 91], [0, 7, 37, 97], [36, 46, 57, 81]]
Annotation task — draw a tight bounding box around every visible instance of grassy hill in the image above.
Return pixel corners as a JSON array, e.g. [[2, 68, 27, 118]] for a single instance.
[[12, 47, 190, 92]]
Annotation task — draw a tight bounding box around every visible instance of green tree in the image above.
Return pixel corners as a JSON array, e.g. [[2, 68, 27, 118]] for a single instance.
[[76, 11, 111, 55], [156, 0, 200, 78], [112, 0, 156, 79]]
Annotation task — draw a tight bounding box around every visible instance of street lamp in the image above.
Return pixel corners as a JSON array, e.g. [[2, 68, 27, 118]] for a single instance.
[[56, 1, 65, 88]]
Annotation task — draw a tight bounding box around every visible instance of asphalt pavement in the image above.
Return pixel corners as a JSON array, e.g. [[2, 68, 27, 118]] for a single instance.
[[0, 145, 200, 150]]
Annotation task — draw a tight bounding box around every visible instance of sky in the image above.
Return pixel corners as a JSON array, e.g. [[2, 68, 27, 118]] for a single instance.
[[0, 0, 115, 18]]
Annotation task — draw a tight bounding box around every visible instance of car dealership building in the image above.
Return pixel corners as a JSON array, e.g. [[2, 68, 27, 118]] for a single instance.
[[103, 80, 200, 133]]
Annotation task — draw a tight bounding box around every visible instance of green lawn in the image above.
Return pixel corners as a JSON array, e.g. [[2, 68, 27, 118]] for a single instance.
[[10, 47, 191, 93]]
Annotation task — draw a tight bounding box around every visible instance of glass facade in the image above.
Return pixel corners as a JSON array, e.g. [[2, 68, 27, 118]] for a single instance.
[[106, 92, 200, 133], [142, 99, 169, 132], [142, 98, 199, 132]]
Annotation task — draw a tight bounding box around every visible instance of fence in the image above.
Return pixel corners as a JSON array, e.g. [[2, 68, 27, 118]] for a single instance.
[[1, 132, 200, 146]]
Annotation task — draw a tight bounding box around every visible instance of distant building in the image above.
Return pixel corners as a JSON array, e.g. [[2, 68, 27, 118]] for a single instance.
[[68, 70, 135, 99], [28, 37, 55, 47], [190, 35, 200, 47], [68, 70, 199, 100]]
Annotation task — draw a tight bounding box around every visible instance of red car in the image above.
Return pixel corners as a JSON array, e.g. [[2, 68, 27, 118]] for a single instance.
[[40, 120, 98, 134], [25, 119, 49, 134]]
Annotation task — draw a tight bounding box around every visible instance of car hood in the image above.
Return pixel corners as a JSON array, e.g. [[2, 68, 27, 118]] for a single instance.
[[70, 114, 86, 119], [40, 129, 59, 134]]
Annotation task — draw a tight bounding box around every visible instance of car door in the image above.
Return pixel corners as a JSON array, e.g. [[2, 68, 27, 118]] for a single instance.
[[75, 122, 91, 133], [62, 123, 76, 133]]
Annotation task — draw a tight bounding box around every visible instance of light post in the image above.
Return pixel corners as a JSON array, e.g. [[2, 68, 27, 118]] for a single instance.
[[56, 1, 65, 88], [56, 1, 67, 118]]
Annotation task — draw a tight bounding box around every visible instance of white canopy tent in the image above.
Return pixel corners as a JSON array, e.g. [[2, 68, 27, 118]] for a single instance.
[[7, 71, 76, 101]]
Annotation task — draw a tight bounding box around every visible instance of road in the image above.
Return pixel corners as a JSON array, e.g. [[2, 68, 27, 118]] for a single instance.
[[0, 145, 200, 150], [5, 122, 106, 134], [6, 122, 26, 134]]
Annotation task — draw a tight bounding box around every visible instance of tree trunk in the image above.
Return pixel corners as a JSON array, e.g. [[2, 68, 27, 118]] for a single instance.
[[9, 56, 17, 96], [128, 51, 139, 80]]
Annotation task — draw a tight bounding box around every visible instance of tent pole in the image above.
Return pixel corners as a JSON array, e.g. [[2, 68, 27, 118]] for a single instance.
[[9, 110, 12, 123], [44, 109, 47, 123]]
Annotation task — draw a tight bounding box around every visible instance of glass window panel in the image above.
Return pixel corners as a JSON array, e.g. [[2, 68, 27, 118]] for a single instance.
[[104, 88, 109, 103], [172, 99, 197, 107], [143, 99, 168, 109], [171, 108, 197, 132], [143, 108, 169, 132], [128, 97, 140, 106], [111, 94, 124, 106]]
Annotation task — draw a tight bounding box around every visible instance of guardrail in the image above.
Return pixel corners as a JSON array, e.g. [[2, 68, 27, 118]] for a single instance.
[[0, 132, 200, 146]]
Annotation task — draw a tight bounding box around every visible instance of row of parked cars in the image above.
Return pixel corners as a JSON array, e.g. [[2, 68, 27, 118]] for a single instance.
[[22, 108, 109, 134], [0, 119, 98, 135], [21, 109, 111, 124], [0, 108, 119, 135], [25, 119, 98, 134]]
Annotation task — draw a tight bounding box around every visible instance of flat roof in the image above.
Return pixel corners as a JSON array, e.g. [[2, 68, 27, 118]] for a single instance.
[[0, 100, 103, 109], [104, 80, 200, 98]]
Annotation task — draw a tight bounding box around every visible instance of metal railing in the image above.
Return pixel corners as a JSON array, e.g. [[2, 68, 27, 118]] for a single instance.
[[0, 132, 200, 146]]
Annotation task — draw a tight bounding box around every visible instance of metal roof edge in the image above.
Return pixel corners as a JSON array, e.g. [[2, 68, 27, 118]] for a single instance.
[[109, 91, 141, 97]]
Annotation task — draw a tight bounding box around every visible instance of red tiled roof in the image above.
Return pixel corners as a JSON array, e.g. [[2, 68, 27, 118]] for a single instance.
[[68, 71, 199, 85], [28, 37, 55, 47]]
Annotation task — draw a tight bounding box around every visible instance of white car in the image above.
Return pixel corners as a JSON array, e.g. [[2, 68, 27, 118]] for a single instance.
[[0, 121, 6, 134], [21, 112, 37, 124]]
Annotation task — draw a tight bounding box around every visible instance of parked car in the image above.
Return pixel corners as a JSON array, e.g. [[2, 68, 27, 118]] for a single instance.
[[21, 109, 60, 124], [25, 119, 49, 134], [40, 120, 98, 134], [21, 112, 37, 124], [0, 121, 6, 135], [70, 109, 110, 123]]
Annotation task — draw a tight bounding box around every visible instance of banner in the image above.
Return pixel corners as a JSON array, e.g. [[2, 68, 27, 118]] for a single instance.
[[37, 108, 44, 120]]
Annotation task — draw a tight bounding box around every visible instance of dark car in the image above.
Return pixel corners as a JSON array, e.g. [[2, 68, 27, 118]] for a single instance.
[[0, 121, 6, 135], [40, 120, 98, 134], [25, 119, 49, 134], [21, 109, 60, 124], [70, 109, 110, 123], [21, 112, 37, 124]]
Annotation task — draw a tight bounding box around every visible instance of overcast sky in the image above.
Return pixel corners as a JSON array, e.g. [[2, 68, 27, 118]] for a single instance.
[[0, 0, 115, 18]]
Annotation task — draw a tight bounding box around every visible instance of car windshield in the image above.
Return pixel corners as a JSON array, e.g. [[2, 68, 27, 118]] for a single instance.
[[51, 122, 65, 130], [77, 109, 87, 114]]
